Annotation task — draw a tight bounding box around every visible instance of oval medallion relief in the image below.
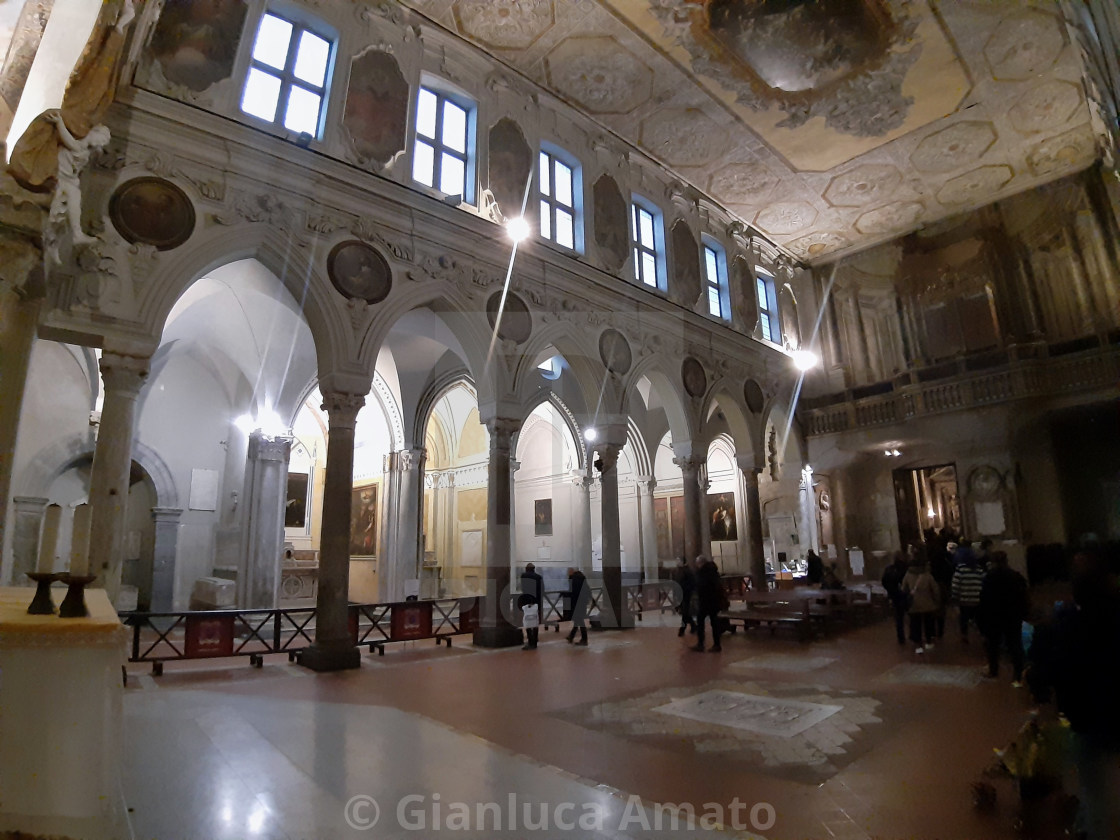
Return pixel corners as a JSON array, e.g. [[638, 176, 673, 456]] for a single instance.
[[744, 379, 765, 414], [327, 240, 393, 304], [486, 291, 532, 344], [109, 177, 195, 250], [598, 328, 632, 376], [682, 357, 707, 398]]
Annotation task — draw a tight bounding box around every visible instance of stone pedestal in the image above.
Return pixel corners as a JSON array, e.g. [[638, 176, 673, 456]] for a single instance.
[[237, 432, 291, 609], [0, 587, 128, 839]]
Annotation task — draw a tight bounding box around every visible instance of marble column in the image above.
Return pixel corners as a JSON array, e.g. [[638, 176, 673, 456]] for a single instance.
[[739, 464, 766, 589], [597, 443, 632, 628], [301, 391, 364, 672], [636, 477, 659, 582], [379, 447, 425, 602], [237, 431, 291, 609], [473, 418, 522, 648], [570, 473, 593, 573], [85, 353, 149, 603], [149, 507, 181, 611], [673, 455, 704, 563], [9, 496, 48, 584]]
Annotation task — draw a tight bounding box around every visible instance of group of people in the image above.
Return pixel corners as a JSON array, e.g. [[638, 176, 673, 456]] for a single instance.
[[674, 555, 730, 652], [881, 538, 1029, 682], [517, 563, 589, 650]]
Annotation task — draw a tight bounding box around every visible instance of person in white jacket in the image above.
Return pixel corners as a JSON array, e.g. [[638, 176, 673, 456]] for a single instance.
[[901, 553, 942, 654]]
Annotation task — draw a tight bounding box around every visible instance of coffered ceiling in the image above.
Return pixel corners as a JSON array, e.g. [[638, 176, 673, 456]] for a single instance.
[[401, 0, 1099, 265]]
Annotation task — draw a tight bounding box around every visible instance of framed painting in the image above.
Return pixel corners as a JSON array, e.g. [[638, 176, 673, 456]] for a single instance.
[[285, 472, 309, 529], [534, 498, 552, 536], [350, 483, 378, 557], [708, 492, 738, 541]]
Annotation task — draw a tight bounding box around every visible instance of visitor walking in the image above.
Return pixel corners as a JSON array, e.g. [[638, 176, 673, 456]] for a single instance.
[[978, 551, 1029, 684], [901, 553, 941, 654]]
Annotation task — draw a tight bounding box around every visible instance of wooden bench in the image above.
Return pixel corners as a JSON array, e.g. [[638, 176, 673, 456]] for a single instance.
[[721, 596, 813, 641]]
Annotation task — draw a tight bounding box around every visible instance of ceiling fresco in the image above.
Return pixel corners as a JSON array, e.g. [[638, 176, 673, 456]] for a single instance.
[[402, 0, 1097, 265]]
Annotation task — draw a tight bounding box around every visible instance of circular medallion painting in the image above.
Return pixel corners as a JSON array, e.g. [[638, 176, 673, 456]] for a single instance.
[[598, 328, 632, 376], [486, 291, 532, 344], [108, 177, 195, 250], [682, 357, 707, 398], [327, 241, 392, 304], [744, 379, 765, 414]]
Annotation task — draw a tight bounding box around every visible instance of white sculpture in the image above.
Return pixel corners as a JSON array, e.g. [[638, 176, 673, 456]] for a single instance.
[[46, 109, 109, 250]]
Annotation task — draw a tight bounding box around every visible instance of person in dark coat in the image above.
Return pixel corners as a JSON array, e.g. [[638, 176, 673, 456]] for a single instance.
[[1027, 549, 1120, 840], [805, 549, 824, 585], [692, 555, 726, 653], [929, 543, 954, 639], [673, 556, 696, 637], [977, 551, 1029, 683], [565, 566, 589, 645], [519, 562, 544, 650], [881, 551, 910, 645]]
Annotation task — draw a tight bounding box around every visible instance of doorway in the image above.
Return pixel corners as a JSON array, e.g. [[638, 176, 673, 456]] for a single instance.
[[893, 463, 961, 548]]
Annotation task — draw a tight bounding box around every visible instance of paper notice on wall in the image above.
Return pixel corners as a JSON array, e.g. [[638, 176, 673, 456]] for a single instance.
[[189, 468, 219, 511], [848, 549, 865, 576], [974, 501, 1005, 536]]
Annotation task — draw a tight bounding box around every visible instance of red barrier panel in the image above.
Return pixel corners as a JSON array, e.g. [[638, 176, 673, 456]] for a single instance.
[[184, 614, 234, 658]]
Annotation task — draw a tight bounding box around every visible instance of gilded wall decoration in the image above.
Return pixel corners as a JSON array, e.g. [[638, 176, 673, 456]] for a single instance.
[[146, 0, 248, 93], [592, 174, 629, 270], [342, 49, 410, 169]]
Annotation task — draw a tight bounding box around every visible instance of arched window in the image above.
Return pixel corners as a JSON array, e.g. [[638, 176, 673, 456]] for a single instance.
[[702, 237, 730, 320], [756, 269, 782, 344]]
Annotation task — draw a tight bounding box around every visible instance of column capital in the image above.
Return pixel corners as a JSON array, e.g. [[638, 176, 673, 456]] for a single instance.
[[636, 476, 657, 494], [400, 446, 426, 472], [99, 352, 150, 395], [248, 431, 292, 462], [150, 507, 183, 522], [594, 442, 621, 472], [321, 391, 365, 429], [12, 495, 49, 509], [485, 416, 520, 441], [673, 455, 704, 473]]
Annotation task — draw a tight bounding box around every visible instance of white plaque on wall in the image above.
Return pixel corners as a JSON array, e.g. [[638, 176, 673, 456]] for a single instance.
[[461, 529, 483, 567], [974, 501, 1005, 536], [189, 468, 219, 511]]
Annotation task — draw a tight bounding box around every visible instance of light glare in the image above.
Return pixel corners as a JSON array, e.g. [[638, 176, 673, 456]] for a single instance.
[[791, 349, 819, 371], [507, 216, 530, 242]]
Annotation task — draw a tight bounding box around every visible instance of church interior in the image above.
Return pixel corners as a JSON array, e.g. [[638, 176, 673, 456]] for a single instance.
[[0, 0, 1118, 838]]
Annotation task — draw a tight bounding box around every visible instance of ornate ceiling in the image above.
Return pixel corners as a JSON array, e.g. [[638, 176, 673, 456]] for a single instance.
[[401, 0, 1098, 265]]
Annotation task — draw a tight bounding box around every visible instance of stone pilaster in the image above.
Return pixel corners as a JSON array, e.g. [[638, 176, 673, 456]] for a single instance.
[[473, 417, 522, 647], [85, 353, 149, 603], [301, 391, 364, 672], [570, 472, 593, 573], [237, 431, 291, 609], [636, 476, 659, 582], [379, 447, 425, 602]]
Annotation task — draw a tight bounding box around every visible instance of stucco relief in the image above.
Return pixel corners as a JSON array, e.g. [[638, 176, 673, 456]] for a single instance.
[[910, 122, 998, 174], [784, 231, 850, 260], [936, 166, 1013, 206], [1008, 81, 1084, 135], [855, 201, 924, 235], [824, 165, 902, 208], [544, 37, 652, 114], [452, 0, 554, 50], [342, 49, 410, 169], [984, 9, 1064, 81], [639, 108, 727, 167], [707, 161, 779, 205], [755, 201, 817, 236], [1027, 124, 1098, 177]]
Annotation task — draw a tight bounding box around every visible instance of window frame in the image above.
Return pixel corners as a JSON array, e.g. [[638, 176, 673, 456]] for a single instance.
[[702, 237, 730, 320], [411, 78, 477, 204], [630, 194, 665, 292], [238, 7, 336, 140], [537, 143, 583, 253], [756, 269, 782, 345]]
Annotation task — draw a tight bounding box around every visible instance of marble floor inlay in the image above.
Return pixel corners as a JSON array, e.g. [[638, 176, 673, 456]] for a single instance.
[[730, 655, 839, 673], [655, 690, 843, 738], [876, 663, 983, 688]]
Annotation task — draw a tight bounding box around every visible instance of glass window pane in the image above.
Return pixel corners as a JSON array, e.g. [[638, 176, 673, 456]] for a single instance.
[[760, 313, 771, 341], [284, 86, 321, 134], [555, 161, 572, 206], [757, 277, 767, 307], [540, 200, 551, 239], [412, 140, 434, 187], [293, 30, 330, 87], [642, 252, 657, 286], [442, 100, 467, 153], [539, 153, 550, 196], [440, 152, 465, 195], [416, 89, 437, 139], [252, 14, 293, 70], [639, 208, 654, 248], [633, 248, 641, 281], [704, 247, 718, 281], [556, 209, 574, 249], [241, 68, 281, 121], [709, 288, 722, 317]]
